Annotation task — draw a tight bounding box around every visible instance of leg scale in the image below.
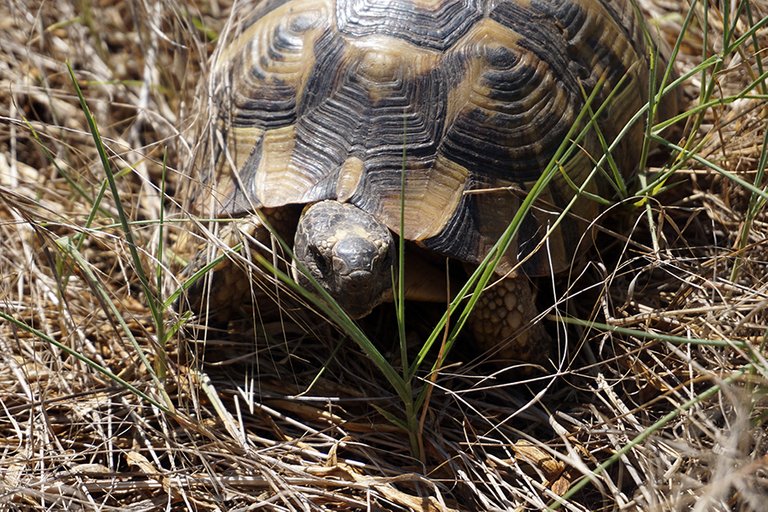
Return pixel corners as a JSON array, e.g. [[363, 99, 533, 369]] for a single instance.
[[469, 274, 551, 367]]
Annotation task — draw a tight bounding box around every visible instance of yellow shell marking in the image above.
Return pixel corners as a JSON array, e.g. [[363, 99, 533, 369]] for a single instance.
[[217, 0, 332, 112], [350, 35, 442, 103], [254, 125, 303, 207], [444, 18, 523, 131], [378, 154, 469, 241], [336, 156, 365, 202]]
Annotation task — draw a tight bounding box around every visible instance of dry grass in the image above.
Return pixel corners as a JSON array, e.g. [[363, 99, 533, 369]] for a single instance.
[[1, 0, 767, 510]]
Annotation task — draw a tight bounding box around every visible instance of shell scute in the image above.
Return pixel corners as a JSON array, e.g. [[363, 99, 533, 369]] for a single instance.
[[196, 0, 676, 275], [336, 0, 484, 50]]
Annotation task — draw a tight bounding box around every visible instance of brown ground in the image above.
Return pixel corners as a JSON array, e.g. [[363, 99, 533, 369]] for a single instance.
[[1, 1, 767, 510]]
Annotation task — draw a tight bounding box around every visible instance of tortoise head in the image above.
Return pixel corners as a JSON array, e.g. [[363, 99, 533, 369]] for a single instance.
[[292, 200, 395, 318]]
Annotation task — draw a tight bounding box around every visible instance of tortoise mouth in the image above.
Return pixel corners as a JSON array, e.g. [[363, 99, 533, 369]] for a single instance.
[[295, 265, 391, 319], [336, 273, 386, 318], [325, 260, 393, 319]]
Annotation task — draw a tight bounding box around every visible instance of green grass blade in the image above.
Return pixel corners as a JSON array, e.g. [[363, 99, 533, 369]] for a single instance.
[[0, 309, 168, 412], [67, 63, 165, 349], [409, 74, 612, 382], [56, 236, 174, 410]]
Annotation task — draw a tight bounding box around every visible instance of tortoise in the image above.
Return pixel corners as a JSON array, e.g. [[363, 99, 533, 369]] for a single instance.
[[181, 0, 678, 363]]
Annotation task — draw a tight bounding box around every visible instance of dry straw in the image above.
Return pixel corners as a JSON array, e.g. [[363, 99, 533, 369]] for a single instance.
[[1, 0, 766, 510]]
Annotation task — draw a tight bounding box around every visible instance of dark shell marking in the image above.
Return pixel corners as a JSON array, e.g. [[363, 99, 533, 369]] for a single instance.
[[203, 0, 675, 277]]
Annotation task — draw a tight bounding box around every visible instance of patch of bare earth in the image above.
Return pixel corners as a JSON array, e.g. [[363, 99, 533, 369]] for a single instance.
[[1, 1, 766, 510]]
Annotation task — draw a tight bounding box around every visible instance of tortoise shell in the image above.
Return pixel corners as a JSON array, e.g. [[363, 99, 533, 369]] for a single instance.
[[193, 0, 673, 276]]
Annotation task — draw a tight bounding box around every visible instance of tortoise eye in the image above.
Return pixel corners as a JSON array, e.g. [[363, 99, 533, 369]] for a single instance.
[[309, 245, 329, 275]]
